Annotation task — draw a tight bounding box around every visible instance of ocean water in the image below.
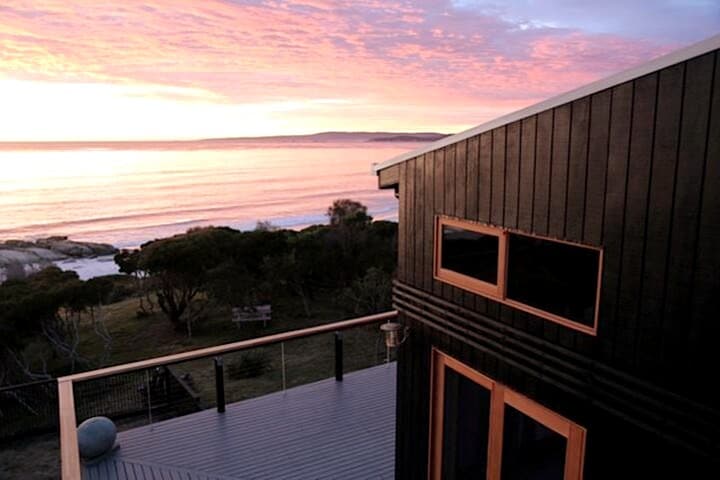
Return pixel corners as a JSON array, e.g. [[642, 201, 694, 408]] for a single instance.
[[0, 141, 413, 249]]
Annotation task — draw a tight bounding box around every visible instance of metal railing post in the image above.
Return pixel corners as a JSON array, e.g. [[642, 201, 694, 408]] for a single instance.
[[335, 331, 343, 382], [214, 357, 225, 413], [146, 370, 153, 426], [281, 342, 287, 391]]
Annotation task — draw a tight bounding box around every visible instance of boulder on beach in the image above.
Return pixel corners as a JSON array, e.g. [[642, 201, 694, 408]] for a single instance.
[[0, 252, 51, 282], [1, 239, 36, 249], [0, 237, 118, 282], [34, 236, 117, 257]]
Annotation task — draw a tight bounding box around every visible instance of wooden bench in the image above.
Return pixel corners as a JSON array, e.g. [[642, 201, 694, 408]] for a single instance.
[[231, 304, 271, 328]]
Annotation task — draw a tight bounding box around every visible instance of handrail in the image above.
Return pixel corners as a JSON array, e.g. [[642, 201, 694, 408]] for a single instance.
[[58, 310, 397, 479]]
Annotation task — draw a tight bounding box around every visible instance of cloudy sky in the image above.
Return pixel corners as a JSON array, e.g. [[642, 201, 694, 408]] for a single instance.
[[0, 1, 718, 141]]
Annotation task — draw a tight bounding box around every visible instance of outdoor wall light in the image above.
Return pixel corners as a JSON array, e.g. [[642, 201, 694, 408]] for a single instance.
[[380, 321, 409, 348]]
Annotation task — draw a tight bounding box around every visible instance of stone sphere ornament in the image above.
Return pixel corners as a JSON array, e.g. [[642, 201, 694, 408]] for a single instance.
[[77, 416, 117, 459]]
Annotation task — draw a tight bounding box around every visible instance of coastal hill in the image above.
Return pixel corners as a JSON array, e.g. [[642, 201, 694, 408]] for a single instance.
[[202, 131, 450, 143], [0, 132, 449, 151]]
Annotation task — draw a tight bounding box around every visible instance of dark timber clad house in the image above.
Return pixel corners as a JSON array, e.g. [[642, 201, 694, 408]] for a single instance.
[[374, 34, 720, 479]]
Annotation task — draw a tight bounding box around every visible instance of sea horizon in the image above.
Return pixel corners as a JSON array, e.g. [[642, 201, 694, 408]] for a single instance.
[[0, 137, 422, 250], [0, 131, 447, 151]]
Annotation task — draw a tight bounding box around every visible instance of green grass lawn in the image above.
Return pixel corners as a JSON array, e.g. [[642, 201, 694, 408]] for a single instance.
[[67, 290, 389, 407], [69, 292, 388, 406], [74, 290, 359, 366]]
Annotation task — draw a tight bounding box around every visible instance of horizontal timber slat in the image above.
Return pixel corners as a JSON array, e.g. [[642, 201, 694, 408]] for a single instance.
[[392, 280, 719, 458]]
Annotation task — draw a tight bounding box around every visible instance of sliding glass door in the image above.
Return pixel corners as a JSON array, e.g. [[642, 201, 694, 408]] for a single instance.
[[441, 368, 492, 477], [430, 349, 586, 480]]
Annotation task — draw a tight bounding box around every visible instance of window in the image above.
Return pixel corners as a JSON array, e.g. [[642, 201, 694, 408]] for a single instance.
[[506, 235, 600, 328], [441, 368, 492, 478], [435, 218, 504, 297], [501, 404, 567, 479], [434, 216, 602, 335], [430, 350, 586, 480]]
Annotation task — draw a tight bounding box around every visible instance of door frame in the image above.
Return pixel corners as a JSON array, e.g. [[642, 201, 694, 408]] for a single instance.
[[428, 348, 586, 479]]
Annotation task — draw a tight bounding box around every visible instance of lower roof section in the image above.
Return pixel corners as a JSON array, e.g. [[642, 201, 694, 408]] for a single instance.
[[84, 363, 396, 480]]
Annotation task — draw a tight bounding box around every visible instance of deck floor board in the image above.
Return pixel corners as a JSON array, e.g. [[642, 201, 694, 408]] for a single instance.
[[84, 363, 396, 480]]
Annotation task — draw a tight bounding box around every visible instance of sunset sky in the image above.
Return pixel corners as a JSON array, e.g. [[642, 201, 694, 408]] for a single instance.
[[0, 1, 718, 141]]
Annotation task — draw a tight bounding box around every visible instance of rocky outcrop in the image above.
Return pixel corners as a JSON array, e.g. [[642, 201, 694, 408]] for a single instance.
[[34, 236, 117, 257], [0, 237, 118, 282]]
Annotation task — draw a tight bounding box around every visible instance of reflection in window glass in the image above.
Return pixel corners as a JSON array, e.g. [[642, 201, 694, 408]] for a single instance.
[[506, 234, 599, 326], [441, 226, 499, 285], [442, 368, 492, 479], [501, 405, 567, 480]]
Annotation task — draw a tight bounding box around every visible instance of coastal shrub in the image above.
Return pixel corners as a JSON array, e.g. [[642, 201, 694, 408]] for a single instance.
[[104, 276, 135, 304], [0, 267, 116, 384], [339, 267, 392, 316], [227, 351, 270, 379]]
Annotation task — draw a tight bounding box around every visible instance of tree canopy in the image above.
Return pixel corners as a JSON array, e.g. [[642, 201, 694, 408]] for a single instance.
[[327, 199, 372, 227], [0, 199, 398, 384], [0, 267, 114, 384], [112, 200, 397, 330]]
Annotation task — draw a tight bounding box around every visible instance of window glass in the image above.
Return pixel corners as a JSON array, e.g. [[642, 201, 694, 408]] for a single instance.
[[501, 405, 567, 480], [506, 234, 599, 326], [441, 367, 492, 479], [441, 225, 499, 285]]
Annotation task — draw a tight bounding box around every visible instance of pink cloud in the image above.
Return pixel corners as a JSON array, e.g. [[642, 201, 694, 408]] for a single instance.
[[0, 0, 699, 137]]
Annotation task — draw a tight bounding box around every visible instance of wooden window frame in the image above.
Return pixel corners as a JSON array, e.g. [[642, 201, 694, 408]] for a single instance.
[[429, 349, 586, 480], [433, 215, 603, 336], [434, 216, 505, 298]]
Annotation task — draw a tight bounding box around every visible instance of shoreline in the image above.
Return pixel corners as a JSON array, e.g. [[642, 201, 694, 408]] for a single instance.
[[0, 208, 399, 251], [51, 255, 120, 280], [1, 213, 400, 282]]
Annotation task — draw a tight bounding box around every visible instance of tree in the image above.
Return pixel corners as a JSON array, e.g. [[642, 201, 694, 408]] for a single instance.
[[255, 220, 278, 232], [0, 267, 113, 383], [83, 277, 115, 365], [326, 199, 372, 227], [360, 220, 398, 275], [262, 230, 324, 317], [340, 267, 392, 316], [206, 228, 288, 308], [114, 249, 155, 316], [116, 226, 292, 334], [0, 274, 59, 384], [133, 227, 239, 335]]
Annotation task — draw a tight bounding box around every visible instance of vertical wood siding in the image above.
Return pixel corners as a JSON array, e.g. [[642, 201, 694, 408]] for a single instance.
[[662, 53, 716, 388], [392, 54, 720, 476], [409, 51, 716, 382], [689, 52, 720, 394]]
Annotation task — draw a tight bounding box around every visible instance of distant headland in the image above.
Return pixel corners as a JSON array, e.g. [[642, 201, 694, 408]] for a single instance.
[[0, 132, 450, 151]]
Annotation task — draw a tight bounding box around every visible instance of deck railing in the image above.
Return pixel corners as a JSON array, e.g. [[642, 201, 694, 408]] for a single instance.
[[57, 310, 397, 479]]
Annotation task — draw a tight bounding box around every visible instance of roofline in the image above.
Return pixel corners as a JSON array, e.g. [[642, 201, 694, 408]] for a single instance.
[[373, 33, 720, 174]]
